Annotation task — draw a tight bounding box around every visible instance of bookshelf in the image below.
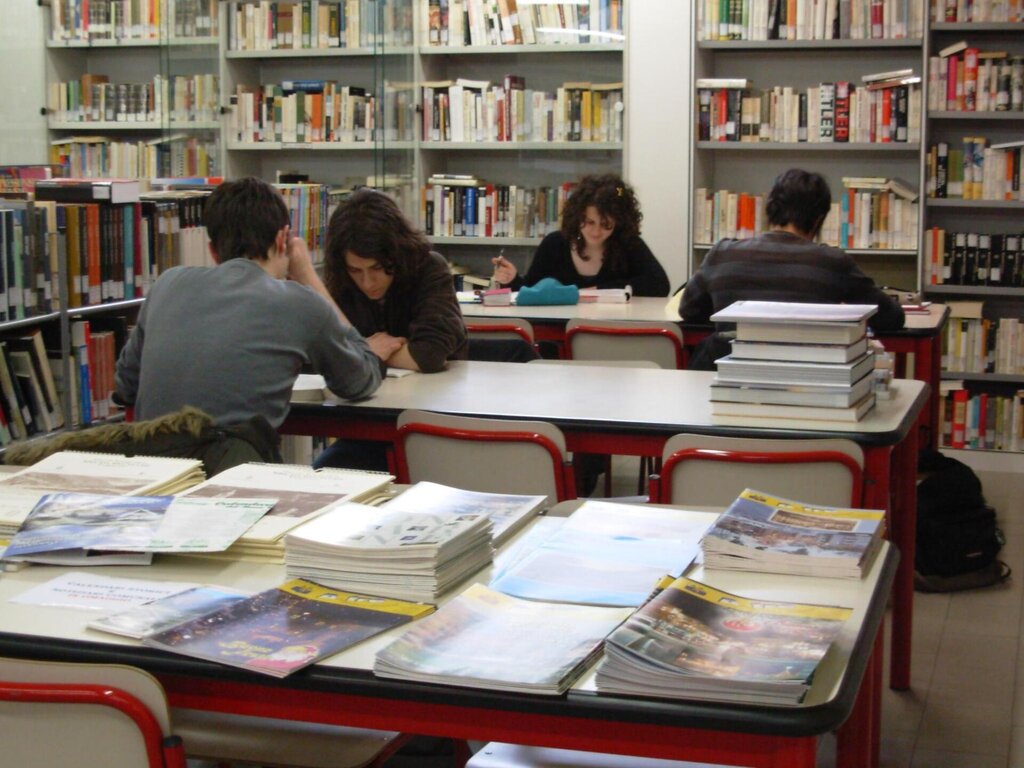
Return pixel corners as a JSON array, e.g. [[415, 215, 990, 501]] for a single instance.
[[688, 1, 926, 292], [920, 5, 1024, 455]]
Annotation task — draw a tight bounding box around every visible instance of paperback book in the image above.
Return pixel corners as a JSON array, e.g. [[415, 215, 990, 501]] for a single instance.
[[709, 375, 874, 408], [701, 489, 885, 578], [89, 585, 248, 639], [729, 336, 868, 364], [373, 583, 632, 695], [489, 500, 714, 606], [714, 353, 875, 386], [710, 392, 877, 424], [596, 577, 852, 705], [143, 579, 434, 678]]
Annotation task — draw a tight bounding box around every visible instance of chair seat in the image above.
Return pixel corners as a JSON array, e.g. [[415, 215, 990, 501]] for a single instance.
[[467, 742, 715, 767], [173, 709, 402, 768]]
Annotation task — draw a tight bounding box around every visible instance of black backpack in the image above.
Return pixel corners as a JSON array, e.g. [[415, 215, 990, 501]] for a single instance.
[[914, 451, 1010, 592]]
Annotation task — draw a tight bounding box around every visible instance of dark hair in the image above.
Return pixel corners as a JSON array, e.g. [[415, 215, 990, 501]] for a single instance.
[[324, 188, 432, 296], [203, 176, 290, 262], [560, 174, 643, 277], [765, 169, 832, 236]]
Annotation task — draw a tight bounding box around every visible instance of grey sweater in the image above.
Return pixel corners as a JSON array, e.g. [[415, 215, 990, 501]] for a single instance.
[[115, 258, 382, 428]]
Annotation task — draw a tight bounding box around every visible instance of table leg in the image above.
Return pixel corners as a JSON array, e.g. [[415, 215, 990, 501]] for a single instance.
[[889, 415, 920, 691]]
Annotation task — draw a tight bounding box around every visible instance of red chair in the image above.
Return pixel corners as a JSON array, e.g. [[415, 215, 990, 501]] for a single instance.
[[565, 318, 686, 369], [394, 409, 576, 503], [649, 434, 864, 507], [465, 316, 537, 348]]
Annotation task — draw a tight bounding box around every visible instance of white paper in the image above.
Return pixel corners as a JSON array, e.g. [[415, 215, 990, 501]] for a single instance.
[[10, 572, 197, 611]]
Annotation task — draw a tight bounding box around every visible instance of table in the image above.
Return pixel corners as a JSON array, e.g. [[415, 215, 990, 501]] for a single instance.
[[0, 504, 897, 768], [461, 300, 948, 451], [283, 362, 927, 692]]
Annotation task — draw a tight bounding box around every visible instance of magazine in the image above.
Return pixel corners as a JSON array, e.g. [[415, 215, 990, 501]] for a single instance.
[[143, 579, 434, 678], [374, 583, 632, 694], [701, 489, 885, 578], [596, 577, 852, 705], [2, 492, 276, 562], [489, 500, 715, 606], [89, 585, 248, 639], [0, 451, 205, 538]]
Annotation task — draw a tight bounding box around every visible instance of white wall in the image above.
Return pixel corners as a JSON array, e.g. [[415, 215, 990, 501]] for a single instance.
[[0, 1, 48, 165], [625, 1, 691, 293]]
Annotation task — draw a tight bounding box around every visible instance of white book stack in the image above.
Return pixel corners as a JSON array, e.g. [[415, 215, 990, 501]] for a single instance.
[[708, 301, 880, 426], [284, 501, 494, 602]]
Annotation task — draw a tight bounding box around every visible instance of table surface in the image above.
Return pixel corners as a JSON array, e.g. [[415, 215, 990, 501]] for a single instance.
[[0, 500, 896, 740]]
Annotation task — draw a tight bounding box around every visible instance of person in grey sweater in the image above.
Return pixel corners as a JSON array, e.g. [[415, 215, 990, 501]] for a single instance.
[[115, 177, 383, 430]]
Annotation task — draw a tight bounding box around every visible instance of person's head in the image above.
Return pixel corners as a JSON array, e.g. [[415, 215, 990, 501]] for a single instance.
[[325, 188, 432, 303], [560, 174, 643, 274], [203, 177, 290, 262], [765, 169, 832, 238]]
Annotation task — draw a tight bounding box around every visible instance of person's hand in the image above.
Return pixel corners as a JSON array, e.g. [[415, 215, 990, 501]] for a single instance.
[[491, 254, 517, 286], [367, 332, 407, 361], [285, 234, 317, 285]]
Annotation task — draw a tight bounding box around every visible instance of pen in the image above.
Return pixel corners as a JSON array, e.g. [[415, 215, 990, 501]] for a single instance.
[[490, 248, 505, 290]]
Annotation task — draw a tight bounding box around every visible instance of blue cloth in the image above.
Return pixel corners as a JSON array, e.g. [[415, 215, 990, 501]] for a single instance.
[[516, 277, 579, 306]]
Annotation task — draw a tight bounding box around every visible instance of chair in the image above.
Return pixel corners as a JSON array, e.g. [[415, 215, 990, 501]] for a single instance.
[[565, 318, 686, 370], [0, 656, 407, 768], [467, 742, 713, 767], [526, 359, 660, 368], [648, 434, 865, 508], [394, 409, 576, 503], [465, 316, 536, 347], [0, 656, 187, 768]]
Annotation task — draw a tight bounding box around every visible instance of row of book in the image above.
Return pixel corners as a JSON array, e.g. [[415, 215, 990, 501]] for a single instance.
[[693, 180, 919, 251], [0, 330, 64, 445], [940, 383, 1024, 451], [696, 0, 925, 40], [230, 81, 377, 145], [226, 0, 410, 51], [422, 0, 624, 48], [941, 303, 1024, 374], [420, 79, 624, 144], [50, 0, 218, 42], [49, 135, 219, 179], [923, 229, 1023, 286], [422, 178, 572, 240], [928, 44, 1024, 113], [48, 73, 220, 125], [697, 75, 921, 144], [927, 140, 1024, 201], [930, 0, 1024, 23]]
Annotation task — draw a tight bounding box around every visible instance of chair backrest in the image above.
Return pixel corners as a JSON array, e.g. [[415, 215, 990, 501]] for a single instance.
[[565, 319, 686, 369], [0, 656, 185, 768], [395, 409, 576, 502], [651, 434, 865, 508], [465, 316, 536, 345], [526, 358, 660, 369]]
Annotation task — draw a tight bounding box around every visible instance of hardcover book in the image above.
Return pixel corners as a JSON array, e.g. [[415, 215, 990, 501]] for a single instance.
[[710, 391, 876, 424], [730, 336, 868, 364], [709, 375, 874, 408], [144, 579, 434, 678], [89, 585, 248, 639], [714, 352, 875, 386]]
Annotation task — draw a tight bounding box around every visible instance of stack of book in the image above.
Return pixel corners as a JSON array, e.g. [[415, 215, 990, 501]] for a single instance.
[[708, 301, 879, 426], [701, 489, 885, 579], [284, 501, 495, 602], [596, 576, 852, 705], [175, 462, 393, 563]]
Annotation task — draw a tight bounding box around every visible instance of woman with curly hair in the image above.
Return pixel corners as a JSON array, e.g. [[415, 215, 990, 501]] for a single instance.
[[491, 174, 670, 297]]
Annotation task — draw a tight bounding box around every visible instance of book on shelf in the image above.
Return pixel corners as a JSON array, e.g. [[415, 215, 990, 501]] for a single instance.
[[2, 492, 276, 564], [695, 78, 751, 89], [176, 462, 394, 560], [373, 583, 632, 695], [88, 585, 248, 640], [989, 139, 1024, 151], [33, 178, 141, 205], [711, 391, 877, 424], [714, 353, 876, 386], [865, 75, 921, 92], [595, 576, 852, 706], [284, 500, 494, 602], [841, 176, 887, 190], [862, 68, 914, 83], [701, 489, 886, 579], [578, 286, 632, 303], [489, 500, 715, 607], [729, 336, 869, 364], [0, 451, 205, 540], [938, 40, 969, 58], [143, 578, 434, 679], [380, 481, 545, 548], [709, 375, 875, 409], [427, 173, 482, 187]]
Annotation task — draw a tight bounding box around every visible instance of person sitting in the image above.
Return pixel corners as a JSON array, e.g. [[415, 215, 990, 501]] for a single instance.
[[491, 174, 670, 298], [680, 168, 905, 369], [114, 177, 383, 466]]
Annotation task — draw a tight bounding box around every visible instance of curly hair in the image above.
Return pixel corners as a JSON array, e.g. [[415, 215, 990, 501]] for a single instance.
[[560, 174, 643, 277], [203, 177, 290, 262], [765, 168, 832, 236], [324, 188, 432, 296]]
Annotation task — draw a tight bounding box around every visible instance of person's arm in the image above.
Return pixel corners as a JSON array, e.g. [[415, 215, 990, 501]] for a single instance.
[[400, 252, 469, 373], [285, 236, 354, 326], [309, 310, 384, 400], [520, 233, 565, 287], [842, 260, 906, 331], [621, 238, 671, 297], [113, 301, 147, 406], [679, 268, 714, 324]]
